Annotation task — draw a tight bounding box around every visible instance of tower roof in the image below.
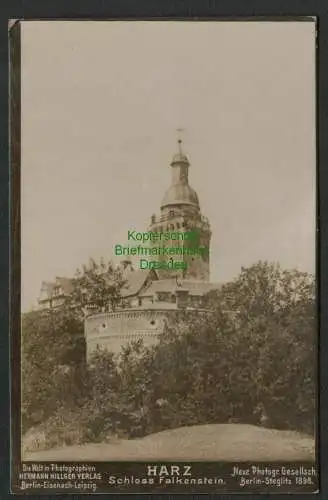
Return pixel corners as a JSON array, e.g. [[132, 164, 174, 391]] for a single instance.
[[161, 138, 199, 209], [161, 184, 199, 208]]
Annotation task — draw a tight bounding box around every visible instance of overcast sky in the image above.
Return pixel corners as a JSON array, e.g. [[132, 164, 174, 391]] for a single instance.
[[21, 20, 316, 311]]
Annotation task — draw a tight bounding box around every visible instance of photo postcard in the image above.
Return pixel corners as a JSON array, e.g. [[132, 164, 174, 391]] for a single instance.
[[10, 18, 318, 494]]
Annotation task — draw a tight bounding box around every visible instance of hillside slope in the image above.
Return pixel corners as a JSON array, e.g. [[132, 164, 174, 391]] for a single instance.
[[24, 423, 315, 462]]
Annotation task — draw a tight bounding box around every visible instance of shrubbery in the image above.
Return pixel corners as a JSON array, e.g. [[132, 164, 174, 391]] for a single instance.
[[21, 262, 316, 451], [21, 308, 87, 434]]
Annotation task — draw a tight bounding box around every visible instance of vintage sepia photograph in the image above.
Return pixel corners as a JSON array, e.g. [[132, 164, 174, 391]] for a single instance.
[[12, 19, 317, 493]]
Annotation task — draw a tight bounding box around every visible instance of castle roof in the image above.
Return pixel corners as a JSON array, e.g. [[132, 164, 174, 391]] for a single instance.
[[56, 277, 74, 294], [139, 279, 222, 298], [161, 139, 200, 209], [121, 269, 158, 298], [161, 183, 199, 208], [39, 277, 74, 301], [39, 281, 55, 300]]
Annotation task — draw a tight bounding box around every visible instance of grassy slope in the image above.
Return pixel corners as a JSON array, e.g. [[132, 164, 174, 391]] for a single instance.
[[24, 423, 315, 462]]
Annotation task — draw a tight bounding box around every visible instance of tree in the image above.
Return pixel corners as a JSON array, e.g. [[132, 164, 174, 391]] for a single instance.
[[21, 258, 126, 434], [204, 261, 316, 431], [22, 260, 316, 443], [67, 260, 126, 318], [138, 262, 316, 434], [21, 308, 86, 432]]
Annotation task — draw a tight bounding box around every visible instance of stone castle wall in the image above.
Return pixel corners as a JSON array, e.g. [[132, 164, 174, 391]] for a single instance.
[[85, 309, 179, 359]]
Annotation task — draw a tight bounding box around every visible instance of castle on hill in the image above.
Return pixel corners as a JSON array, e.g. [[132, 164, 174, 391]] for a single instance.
[[38, 139, 221, 358]]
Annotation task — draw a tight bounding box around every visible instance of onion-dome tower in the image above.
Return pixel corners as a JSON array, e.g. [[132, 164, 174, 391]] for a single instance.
[[148, 137, 211, 280]]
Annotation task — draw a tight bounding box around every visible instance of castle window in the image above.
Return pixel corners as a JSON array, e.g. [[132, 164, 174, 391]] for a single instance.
[[169, 209, 175, 217], [150, 320, 156, 326], [138, 298, 142, 306], [176, 222, 180, 229], [157, 292, 169, 301]]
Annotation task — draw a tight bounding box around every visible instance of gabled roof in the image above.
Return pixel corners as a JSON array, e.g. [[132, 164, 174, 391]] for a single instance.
[[121, 269, 157, 298], [39, 281, 55, 301]]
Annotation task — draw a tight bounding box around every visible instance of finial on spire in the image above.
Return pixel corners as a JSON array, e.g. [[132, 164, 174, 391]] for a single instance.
[[171, 128, 189, 166], [176, 128, 185, 154]]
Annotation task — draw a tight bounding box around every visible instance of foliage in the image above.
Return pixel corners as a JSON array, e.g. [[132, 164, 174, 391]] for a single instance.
[[21, 258, 125, 434], [82, 263, 315, 440], [151, 262, 316, 434], [67, 259, 126, 319], [21, 308, 87, 433], [22, 261, 316, 452]]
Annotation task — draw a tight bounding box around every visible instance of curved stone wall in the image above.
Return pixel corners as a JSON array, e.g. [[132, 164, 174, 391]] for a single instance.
[[84, 309, 179, 359]]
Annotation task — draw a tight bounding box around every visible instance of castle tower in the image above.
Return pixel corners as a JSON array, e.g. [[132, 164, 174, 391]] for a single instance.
[[148, 138, 211, 280]]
